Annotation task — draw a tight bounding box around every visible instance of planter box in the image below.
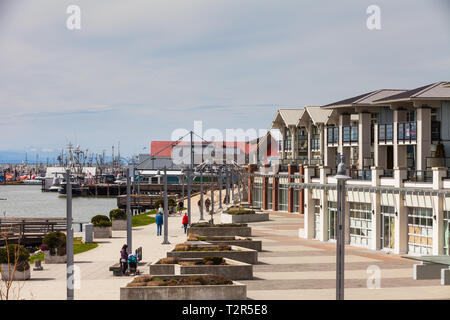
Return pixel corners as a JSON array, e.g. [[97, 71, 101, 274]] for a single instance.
[[221, 212, 269, 224], [44, 250, 67, 264], [120, 275, 246, 300], [188, 226, 251, 237], [167, 245, 258, 264], [93, 226, 112, 238], [0, 264, 30, 281], [112, 219, 127, 231], [204, 237, 262, 252], [149, 258, 253, 280]]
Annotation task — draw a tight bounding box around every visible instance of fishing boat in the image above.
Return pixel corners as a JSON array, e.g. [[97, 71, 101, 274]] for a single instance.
[[58, 181, 82, 196]]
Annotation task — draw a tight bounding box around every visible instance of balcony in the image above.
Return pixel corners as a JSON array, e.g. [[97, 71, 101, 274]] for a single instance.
[[327, 127, 339, 146], [343, 125, 358, 144], [397, 121, 416, 143], [348, 169, 372, 181], [378, 123, 393, 144], [405, 170, 433, 183]]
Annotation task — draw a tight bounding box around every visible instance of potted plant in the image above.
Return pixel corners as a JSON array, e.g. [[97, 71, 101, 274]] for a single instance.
[[0, 244, 31, 281], [41, 231, 67, 264], [91, 215, 112, 238], [109, 208, 127, 230]]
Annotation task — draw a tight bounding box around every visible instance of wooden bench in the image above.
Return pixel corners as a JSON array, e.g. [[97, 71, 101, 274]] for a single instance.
[[109, 263, 122, 276]]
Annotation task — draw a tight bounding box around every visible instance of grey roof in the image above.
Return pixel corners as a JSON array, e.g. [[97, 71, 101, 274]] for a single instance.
[[272, 109, 305, 128], [374, 82, 450, 102], [136, 156, 182, 170], [323, 89, 407, 108], [299, 106, 334, 126]]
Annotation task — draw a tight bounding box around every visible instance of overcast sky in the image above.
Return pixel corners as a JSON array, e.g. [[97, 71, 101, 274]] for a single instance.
[[0, 0, 449, 158]]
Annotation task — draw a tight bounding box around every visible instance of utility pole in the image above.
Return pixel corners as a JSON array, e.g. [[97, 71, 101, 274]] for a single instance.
[[210, 169, 215, 224], [126, 166, 132, 253], [66, 169, 74, 300], [187, 169, 192, 225], [200, 169, 204, 221], [219, 168, 223, 209], [162, 166, 170, 244], [334, 154, 349, 300]]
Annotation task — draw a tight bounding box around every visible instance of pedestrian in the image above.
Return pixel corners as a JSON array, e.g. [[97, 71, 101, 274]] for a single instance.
[[155, 211, 164, 236], [197, 199, 202, 213], [120, 244, 128, 276], [158, 204, 164, 214], [205, 198, 211, 213], [178, 200, 184, 214], [182, 213, 189, 234]]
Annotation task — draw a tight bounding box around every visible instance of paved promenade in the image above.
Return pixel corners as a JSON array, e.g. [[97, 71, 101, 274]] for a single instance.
[[15, 193, 450, 300]]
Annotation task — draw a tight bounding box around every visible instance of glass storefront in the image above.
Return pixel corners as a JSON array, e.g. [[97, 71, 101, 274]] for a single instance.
[[267, 183, 273, 210], [349, 202, 372, 247], [252, 183, 262, 208], [444, 211, 450, 255], [381, 206, 395, 250], [314, 199, 320, 240], [293, 189, 299, 213], [327, 201, 337, 241], [278, 184, 288, 212], [407, 207, 433, 255]]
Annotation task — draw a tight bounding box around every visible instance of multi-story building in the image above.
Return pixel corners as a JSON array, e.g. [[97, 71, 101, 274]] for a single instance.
[[248, 81, 450, 256]]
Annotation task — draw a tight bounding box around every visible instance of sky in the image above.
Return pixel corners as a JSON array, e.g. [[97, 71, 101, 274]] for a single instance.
[[0, 0, 449, 160]]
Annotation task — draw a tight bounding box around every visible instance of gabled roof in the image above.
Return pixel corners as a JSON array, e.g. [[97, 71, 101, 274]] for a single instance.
[[271, 109, 304, 128], [373, 82, 450, 103], [323, 89, 407, 108], [300, 106, 334, 126]]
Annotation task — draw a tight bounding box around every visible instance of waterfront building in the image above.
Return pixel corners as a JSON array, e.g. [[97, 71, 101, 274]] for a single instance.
[[248, 81, 450, 255]]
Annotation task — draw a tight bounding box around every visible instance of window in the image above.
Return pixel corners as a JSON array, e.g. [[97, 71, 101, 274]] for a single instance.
[[407, 207, 433, 255], [252, 183, 262, 208], [349, 202, 372, 247], [327, 201, 337, 241], [381, 206, 395, 250], [444, 211, 450, 255], [278, 183, 288, 212], [314, 199, 321, 240]]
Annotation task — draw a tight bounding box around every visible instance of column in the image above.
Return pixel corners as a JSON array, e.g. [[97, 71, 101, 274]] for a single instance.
[[394, 167, 408, 254], [290, 127, 298, 160], [288, 164, 296, 212], [371, 167, 384, 250], [299, 165, 304, 215], [307, 123, 312, 164], [303, 166, 315, 238], [247, 164, 257, 205], [358, 112, 371, 169], [338, 113, 351, 167], [273, 176, 278, 211], [319, 124, 324, 165], [416, 106, 431, 171], [374, 124, 387, 168], [393, 109, 407, 168], [432, 167, 446, 255], [262, 175, 268, 210], [319, 188, 328, 242], [280, 128, 286, 160]]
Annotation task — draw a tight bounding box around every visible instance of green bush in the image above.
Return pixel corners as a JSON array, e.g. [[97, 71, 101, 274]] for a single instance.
[[190, 222, 248, 228], [109, 208, 126, 220], [0, 244, 30, 271], [153, 199, 176, 209], [226, 209, 256, 215], [42, 231, 66, 255], [91, 215, 112, 227]]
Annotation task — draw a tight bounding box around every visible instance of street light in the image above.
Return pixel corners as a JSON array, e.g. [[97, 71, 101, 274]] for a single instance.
[[65, 169, 74, 301], [162, 166, 170, 244], [334, 153, 350, 301]]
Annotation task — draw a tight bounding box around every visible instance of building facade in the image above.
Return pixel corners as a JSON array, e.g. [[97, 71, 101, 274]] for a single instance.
[[248, 82, 450, 256]]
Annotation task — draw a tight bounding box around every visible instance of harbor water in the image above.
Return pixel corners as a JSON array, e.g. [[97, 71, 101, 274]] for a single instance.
[[0, 185, 117, 230]]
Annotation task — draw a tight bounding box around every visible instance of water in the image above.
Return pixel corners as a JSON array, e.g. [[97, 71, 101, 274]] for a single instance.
[[0, 185, 117, 228]]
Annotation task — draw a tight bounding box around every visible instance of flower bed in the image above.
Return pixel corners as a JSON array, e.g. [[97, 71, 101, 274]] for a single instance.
[[221, 211, 269, 223], [150, 257, 253, 280], [188, 234, 262, 252], [187, 223, 251, 237], [120, 274, 246, 300]]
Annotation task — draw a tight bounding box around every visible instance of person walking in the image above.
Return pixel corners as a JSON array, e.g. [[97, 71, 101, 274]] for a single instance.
[[197, 199, 202, 214], [177, 200, 184, 214], [155, 211, 164, 236], [205, 198, 211, 213], [120, 244, 128, 276], [182, 213, 189, 234]]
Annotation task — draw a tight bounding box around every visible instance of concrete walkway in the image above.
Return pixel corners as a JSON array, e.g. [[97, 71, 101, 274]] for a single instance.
[[13, 191, 450, 300]]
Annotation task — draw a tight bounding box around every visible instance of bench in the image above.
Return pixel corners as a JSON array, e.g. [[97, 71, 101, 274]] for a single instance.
[[109, 247, 142, 276], [403, 255, 450, 285]]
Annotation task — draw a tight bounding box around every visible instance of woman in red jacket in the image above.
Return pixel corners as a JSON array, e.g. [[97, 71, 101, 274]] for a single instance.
[[182, 213, 189, 234]]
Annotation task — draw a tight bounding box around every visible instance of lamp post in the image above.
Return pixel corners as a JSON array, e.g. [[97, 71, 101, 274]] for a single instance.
[[210, 166, 215, 224], [199, 169, 204, 221], [334, 154, 350, 300], [126, 166, 132, 253], [66, 169, 74, 300], [162, 166, 170, 244], [225, 168, 230, 204], [218, 168, 223, 209], [187, 167, 192, 224]]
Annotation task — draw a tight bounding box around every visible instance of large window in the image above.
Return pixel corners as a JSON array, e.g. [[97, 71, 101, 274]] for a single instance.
[[278, 183, 288, 212], [381, 206, 395, 250], [444, 211, 450, 255], [327, 201, 337, 241], [267, 183, 273, 210], [350, 202, 372, 247], [252, 183, 262, 208], [293, 189, 299, 213], [407, 207, 433, 255]]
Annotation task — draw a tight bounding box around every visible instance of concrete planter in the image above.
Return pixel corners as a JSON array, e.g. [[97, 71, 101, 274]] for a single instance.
[[205, 238, 262, 252], [120, 275, 246, 300], [93, 226, 112, 238], [221, 212, 269, 224], [112, 219, 127, 231], [149, 258, 253, 280], [167, 245, 258, 264], [44, 250, 67, 264], [188, 226, 251, 237], [0, 264, 31, 281]]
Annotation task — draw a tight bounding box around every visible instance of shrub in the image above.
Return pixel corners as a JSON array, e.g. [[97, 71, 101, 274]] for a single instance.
[[202, 256, 225, 265], [40, 244, 50, 251], [42, 231, 66, 255], [0, 244, 30, 271], [157, 257, 180, 264], [153, 199, 176, 209], [126, 275, 232, 287], [190, 222, 248, 228], [91, 215, 112, 227], [226, 209, 255, 215], [109, 208, 126, 220]]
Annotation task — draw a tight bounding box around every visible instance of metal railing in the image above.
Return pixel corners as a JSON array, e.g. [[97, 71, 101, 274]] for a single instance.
[[397, 121, 416, 142], [347, 169, 372, 181], [381, 169, 394, 178], [406, 170, 433, 183], [343, 125, 358, 143], [378, 123, 393, 143]]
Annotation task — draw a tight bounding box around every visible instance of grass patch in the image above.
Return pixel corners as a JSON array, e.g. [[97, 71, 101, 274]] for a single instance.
[[132, 213, 156, 227], [29, 237, 99, 264]]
